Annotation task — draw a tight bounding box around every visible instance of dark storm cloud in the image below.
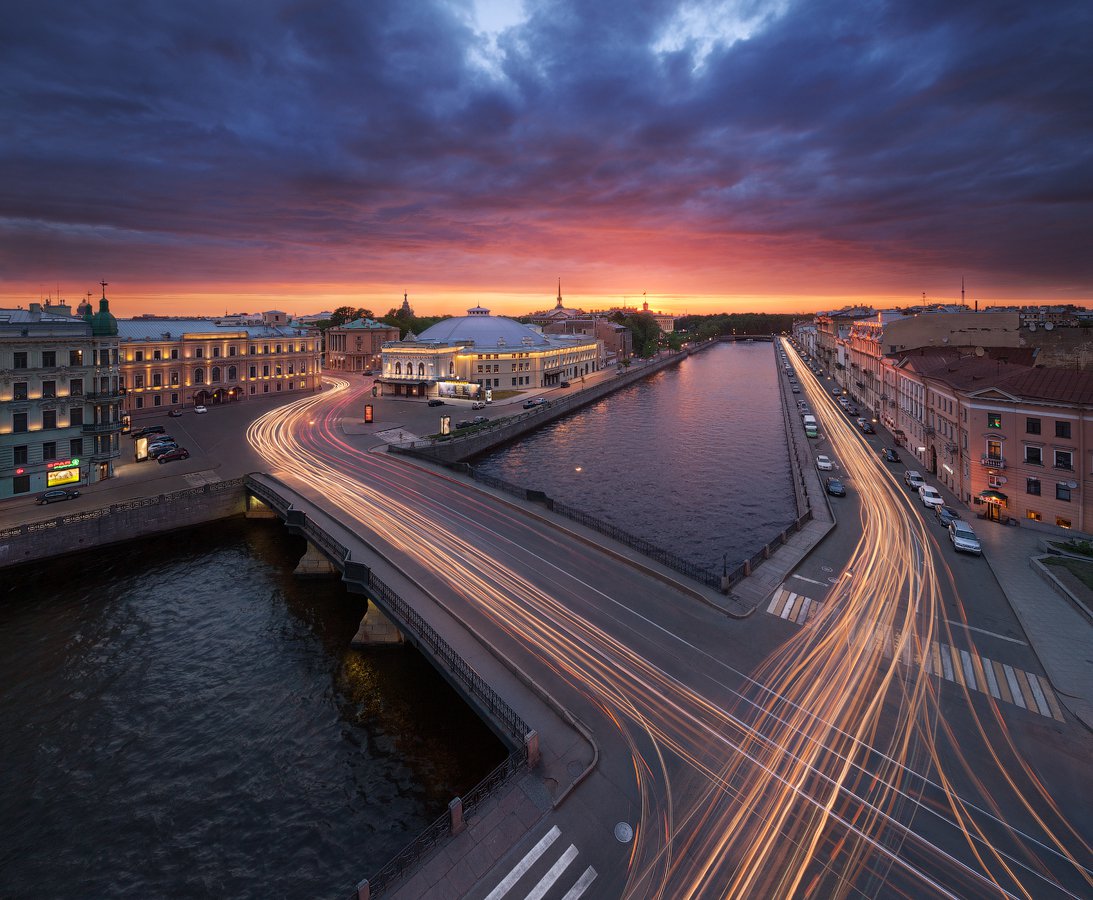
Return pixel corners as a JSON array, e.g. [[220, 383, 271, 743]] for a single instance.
[[1, 0, 1090, 291]]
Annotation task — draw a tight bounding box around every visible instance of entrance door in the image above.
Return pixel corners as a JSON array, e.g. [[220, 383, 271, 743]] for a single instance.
[[986, 503, 1001, 522]]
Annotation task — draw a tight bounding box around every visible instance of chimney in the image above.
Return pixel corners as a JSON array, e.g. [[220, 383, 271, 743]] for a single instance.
[[29, 302, 41, 313]]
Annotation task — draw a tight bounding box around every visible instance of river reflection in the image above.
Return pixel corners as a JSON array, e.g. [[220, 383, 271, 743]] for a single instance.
[[473, 343, 795, 572], [0, 519, 504, 898]]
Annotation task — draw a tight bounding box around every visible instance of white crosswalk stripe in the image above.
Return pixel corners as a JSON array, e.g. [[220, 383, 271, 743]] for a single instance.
[[766, 583, 1064, 722], [484, 826, 597, 900]]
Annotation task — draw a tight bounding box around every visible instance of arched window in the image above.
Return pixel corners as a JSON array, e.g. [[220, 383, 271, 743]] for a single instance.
[[227, 365, 237, 381], [211, 366, 221, 383], [418, 362, 425, 377], [449, 361, 455, 375], [394, 362, 402, 375], [193, 367, 205, 384]]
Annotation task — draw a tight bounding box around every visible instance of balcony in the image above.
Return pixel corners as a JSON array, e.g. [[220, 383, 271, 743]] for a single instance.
[[82, 420, 123, 434], [980, 455, 1006, 469], [90, 447, 121, 462], [86, 389, 126, 401]]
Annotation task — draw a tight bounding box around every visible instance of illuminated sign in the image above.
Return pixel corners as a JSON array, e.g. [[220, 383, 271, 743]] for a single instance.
[[440, 415, 451, 436], [364, 404, 374, 424], [47, 457, 80, 470], [47, 468, 80, 487], [485, 389, 493, 402]]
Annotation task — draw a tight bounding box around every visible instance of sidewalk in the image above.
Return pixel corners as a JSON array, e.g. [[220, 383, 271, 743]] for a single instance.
[[973, 521, 1093, 731]]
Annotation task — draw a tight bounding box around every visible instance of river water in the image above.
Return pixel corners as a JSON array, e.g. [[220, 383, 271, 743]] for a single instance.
[[0, 520, 504, 899], [472, 342, 795, 572]]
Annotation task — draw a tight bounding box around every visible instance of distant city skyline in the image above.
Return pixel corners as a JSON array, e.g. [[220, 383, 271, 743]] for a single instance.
[[3, 1, 1090, 317]]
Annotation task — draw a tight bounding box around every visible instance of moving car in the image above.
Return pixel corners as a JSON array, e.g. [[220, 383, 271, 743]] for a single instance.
[[825, 476, 846, 497], [36, 487, 80, 505], [934, 505, 961, 527], [427, 398, 446, 406], [949, 521, 982, 555], [471, 401, 486, 409], [168, 409, 183, 418], [816, 455, 834, 471], [904, 470, 925, 491], [881, 448, 900, 463], [919, 485, 944, 508], [791, 386, 801, 393], [560, 380, 571, 387], [454, 420, 473, 429], [472, 415, 490, 424], [157, 447, 191, 464], [522, 397, 547, 409], [194, 405, 208, 414]]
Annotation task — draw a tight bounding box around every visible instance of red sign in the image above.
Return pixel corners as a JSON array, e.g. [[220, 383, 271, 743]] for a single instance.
[[47, 457, 80, 470], [364, 404, 374, 424]]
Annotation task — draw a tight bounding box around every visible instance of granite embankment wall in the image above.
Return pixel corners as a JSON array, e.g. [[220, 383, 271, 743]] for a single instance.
[[390, 343, 715, 465], [0, 478, 248, 571]]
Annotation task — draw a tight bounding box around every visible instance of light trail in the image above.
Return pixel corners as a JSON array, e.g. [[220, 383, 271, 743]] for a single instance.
[[245, 370, 1092, 898]]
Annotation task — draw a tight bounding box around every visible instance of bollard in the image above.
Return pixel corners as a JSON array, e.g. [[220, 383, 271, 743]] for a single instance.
[[526, 730, 541, 769], [743, 558, 752, 576], [357, 879, 370, 900], [449, 797, 465, 835], [763, 544, 771, 559]]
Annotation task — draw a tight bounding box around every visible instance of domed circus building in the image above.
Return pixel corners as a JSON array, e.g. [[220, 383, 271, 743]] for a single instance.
[[378, 306, 603, 400]]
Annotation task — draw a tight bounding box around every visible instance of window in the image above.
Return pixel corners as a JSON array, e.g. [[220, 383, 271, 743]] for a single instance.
[[171, 393, 179, 404], [986, 439, 1002, 461], [13, 382, 28, 400], [12, 474, 30, 495], [987, 412, 1001, 429], [227, 365, 237, 381], [229, 346, 237, 356], [1026, 510, 1042, 522], [153, 394, 162, 406], [171, 348, 179, 360], [1026, 478, 1041, 495], [1056, 420, 1072, 439], [275, 344, 282, 353], [13, 351, 27, 368], [70, 378, 83, 397], [211, 367, 221, 383], [170, 372, 180, 386], [13, 445, 28, 464], [193, 368, 205, 384], [41, 350, 56, 367], [1056, 484, 1072, 502], [135, 396, 144, 409], [42, 380, 56, 398], [134, 374, 145, 389], [249, 366, 257, 378], [153, 349, 162, 360], [152, 373, 162, 387], [1057, 517, 1072, 530], [212, 347, 221, 358], [69, 350, 83, 366], [70, 438, 83, 456], [13, 413, 28, 432], [1025, 446, 1043, 465], [249, 344, 256, 355], [70, 408, 83, 427], [1055, 450, 1073, 470], [42, 410, 56, 429], [135, 350, 144, 362], [262, 364, 270, 377]]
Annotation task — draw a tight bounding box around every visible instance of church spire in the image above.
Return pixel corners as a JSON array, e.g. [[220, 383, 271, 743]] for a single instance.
[[555, 277, 563, 309]]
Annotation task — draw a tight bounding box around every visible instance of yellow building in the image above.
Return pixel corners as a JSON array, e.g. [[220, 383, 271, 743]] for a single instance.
[[378, 306, 603, 399]]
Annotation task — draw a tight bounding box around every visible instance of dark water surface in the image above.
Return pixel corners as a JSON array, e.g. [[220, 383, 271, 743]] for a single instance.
[[473, 342, 795, 571], [0, 520, 504, 898]]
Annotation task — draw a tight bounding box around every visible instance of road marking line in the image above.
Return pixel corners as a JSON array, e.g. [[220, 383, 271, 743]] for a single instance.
[[1026, 671, 1051, 718], [992, 660, 1014, 704], [789, 593, 805, 622], [960, 649, 977, 692], [940, 644, 954, 682], [766, 592, 783, 615], [949, 645, 966, 687], [780, 592, 798, 619], [1004, 665, 1026, 709], [1039, 675, 1066, 721], [524, 844, 578, 900], [485, 826, 561, 900], [944, 619, 1028, 645], [982, 658, 1001, 699], [799, 596, 813, 622], [790, 573, 829, 587], [1015, 668, 1037, 712], [559, 867, 598, 900]]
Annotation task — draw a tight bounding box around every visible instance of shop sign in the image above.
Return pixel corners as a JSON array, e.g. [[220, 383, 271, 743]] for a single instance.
[[47, 467, 80, 487], [47, 457, 80, 471]]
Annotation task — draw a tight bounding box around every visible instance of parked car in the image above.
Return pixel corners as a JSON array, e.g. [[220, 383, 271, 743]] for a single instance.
[[35, 487, 80, 505], [791, 386, 801, 393], [846, 404, 860, 416], [949, 520, 982, 555], [471, 401, 486, 409], [168, 409, 183, 418], [934, 505, 962, 527], [427, 398, 446, 406], [454, 420, 473, 429], [919, 485, 944, 508], [522, 397, 547, 409], [881, 448, 900, 463], [816, 455, 834, 471], [825, 476, 847, 496], [157, 447, 191, 464], [472, 415, 490, 424], [194, 404, 208, 414], [148, 442, 180, 459], [831, 388, 842, 397], [146, 435, 174, 447], [560, 380, 571, 388], [903, 470, 925, 490], [132, 424, 165, 439]]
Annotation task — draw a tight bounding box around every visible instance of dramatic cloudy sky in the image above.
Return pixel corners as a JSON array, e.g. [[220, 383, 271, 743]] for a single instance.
[[2, 0, 1091, 316]]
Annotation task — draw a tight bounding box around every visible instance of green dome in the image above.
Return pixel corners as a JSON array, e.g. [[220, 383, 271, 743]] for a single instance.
[[89, 297, 118, 336]]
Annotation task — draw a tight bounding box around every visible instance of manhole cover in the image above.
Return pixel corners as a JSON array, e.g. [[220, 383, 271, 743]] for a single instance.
[[614, 822, 634, 843]]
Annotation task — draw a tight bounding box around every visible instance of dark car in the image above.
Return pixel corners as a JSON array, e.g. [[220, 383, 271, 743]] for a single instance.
[[881, 448, 900, 463], [168, 409, 183, 418], [148, 442, 180, 459], [454, 420, 473, 429], [472, 415, 490, 424], [825, 477, 847, 497], [35, 487, 80, 505], [560, 380, 571, 388], [132, 424, 166, 439], [157, 447, 191, 464], [860, 421, 875, 434], [934, 505, 962, 527], [523, 397, 547, 409], [427, 398, 446, 407]]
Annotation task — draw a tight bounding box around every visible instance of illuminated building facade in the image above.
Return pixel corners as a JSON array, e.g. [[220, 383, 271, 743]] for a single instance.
[[117, 319, 322, 416], [325, 318, 400, 373], [0, 295, 123, 499], [378, 306, 602, 399]]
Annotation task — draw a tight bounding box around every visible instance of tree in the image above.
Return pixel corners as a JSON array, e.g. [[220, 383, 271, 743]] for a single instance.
[[322, 306, 373, 328]]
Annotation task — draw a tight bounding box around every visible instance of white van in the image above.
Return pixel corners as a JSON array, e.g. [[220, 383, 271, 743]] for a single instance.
[[802, 414, 817, 427]]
